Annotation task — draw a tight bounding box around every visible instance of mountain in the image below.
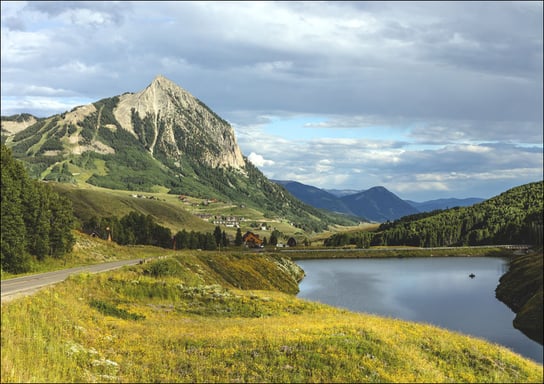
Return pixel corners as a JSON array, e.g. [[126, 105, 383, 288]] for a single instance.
[[1, 75, 358, 232], [274, 181, 418, 222], [1, 113, 40, 137], [406, 198, 484, 212], [273, 180, 356, 217], [325, 188, 362, 197], [340, 186, 419, 222]]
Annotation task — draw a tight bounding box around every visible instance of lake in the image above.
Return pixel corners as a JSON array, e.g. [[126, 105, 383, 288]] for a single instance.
[[296, 257, 543, 364]]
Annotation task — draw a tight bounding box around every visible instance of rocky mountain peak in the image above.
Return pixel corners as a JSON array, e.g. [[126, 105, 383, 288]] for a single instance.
[[113, 75, 245, 169], [149, 74, 179, 90]]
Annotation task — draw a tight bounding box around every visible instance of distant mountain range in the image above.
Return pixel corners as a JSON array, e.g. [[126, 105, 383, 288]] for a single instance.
[[405, 198, 485, 212], [274, 180, 484, 222]]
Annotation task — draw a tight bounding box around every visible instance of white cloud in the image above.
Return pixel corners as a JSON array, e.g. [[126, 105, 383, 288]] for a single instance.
[[247, 152, 275, 167], [0, 1, 541, 201]]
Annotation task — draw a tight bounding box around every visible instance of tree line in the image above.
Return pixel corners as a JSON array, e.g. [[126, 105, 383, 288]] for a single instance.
[[1, 145, 75, 273], [324, 181, 543, 248], [82, 213, 231, 251]]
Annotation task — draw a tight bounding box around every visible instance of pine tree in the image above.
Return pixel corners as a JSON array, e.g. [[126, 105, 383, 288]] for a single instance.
[[1, 145, 30, 272], [221, 230, 229, 247], [213, 225, 222, 246], [48, 193, 75, 257], [234, 228, 243, 246], [270, 233, 278, 246]]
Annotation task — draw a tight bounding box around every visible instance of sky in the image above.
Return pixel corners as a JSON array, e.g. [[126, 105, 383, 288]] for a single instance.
[[1, 1, 542, 201]]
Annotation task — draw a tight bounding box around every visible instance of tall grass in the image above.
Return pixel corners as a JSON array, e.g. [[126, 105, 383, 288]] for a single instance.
[[2, 251, 542, 383]]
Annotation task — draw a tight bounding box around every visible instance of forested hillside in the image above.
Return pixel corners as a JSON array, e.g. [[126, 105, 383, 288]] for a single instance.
[[324, 181, 543, 248], [1, 145, 75, 273]]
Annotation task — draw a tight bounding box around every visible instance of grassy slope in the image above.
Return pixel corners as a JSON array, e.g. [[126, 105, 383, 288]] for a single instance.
[[1, 237, 542, 383], [50, 182, 219, 233], [49, 181, 345, 242]]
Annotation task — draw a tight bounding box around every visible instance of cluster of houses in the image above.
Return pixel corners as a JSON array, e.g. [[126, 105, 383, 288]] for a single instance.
[[177, 195, 220, 207], [242, 231, 297, 248], [193, 214, 246, 228], [130, 194, 164, 201]]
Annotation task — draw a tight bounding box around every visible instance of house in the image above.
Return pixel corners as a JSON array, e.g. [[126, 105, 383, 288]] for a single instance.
[[242, 231, 263, 248]]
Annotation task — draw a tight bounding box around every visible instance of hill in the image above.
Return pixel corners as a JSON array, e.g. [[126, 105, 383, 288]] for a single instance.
[[1, 75, 357, 232], [495, 250, 543, 344], [407, 197, 484, 212], [323, 181, 543, 248]]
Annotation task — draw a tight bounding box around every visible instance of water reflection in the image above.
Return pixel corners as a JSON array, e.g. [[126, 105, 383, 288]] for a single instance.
[[297, 257, 543, 364]]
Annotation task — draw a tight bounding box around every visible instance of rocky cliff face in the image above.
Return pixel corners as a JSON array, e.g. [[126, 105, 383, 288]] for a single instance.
[[114, 75, 245, 169]]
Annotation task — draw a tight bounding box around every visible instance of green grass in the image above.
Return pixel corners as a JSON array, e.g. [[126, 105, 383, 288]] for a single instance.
[[1, 237, 542, 383], [281, 246, 515, 260], [50, 182, 216, 233]]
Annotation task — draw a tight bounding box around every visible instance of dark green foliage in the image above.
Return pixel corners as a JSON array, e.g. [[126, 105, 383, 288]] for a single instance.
[[221, 230, 229, 247], [82, 211, 216, 251], [43, 162, 76, 183], [496, 251, 543, 344], [83, 212, 172, 248], [214, 226, 222, 246], [89, 299, 145, 320], [269, 231, 278, 246], [1, 147, 31, 272], [11, 119, 47, 142], [324, 181, 544, 248], [144, 258, 185, 277], [324, 231, 374, 248], [173, 230, 217, 251], [1, 145, 75, 272], [234, 228, 243, 246]]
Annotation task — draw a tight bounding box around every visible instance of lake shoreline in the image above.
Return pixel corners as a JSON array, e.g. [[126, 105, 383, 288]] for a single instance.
[[280, 245, 517, 260]]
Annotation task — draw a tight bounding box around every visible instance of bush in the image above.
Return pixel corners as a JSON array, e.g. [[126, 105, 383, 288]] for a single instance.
[[89, 299, 144, 320]]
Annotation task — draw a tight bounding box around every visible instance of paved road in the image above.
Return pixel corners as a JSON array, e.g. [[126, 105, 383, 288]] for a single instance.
[[1, 258, 143, 303]]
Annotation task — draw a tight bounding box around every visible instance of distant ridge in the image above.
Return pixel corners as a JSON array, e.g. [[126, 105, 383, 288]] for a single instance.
[[406, 198, 484, 212], [275, 181, 418, 222], [340, 186, 419, 222], [275, 180, 484, 222], [273, 180, 356, 217]]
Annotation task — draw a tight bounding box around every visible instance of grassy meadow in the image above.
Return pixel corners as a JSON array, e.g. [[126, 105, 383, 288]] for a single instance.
[[2, 238, 543, 383]]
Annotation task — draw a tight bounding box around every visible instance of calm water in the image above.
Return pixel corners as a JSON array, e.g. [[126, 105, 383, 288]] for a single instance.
[[296, 257, 543, 364]]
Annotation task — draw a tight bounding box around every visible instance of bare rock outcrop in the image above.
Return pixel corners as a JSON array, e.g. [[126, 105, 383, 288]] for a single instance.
[[114, 75, 245, 169]]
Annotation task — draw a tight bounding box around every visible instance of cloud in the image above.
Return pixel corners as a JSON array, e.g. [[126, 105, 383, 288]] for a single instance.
[[1, 1, 541, 200], [247, 152, 275, 167]]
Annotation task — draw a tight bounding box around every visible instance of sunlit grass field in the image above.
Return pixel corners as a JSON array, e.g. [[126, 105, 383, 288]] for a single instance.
[[2, 247, 542, 383]]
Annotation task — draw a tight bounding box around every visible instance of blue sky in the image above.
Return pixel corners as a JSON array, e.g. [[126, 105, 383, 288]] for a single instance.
[[1, 1, 542, 201]]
